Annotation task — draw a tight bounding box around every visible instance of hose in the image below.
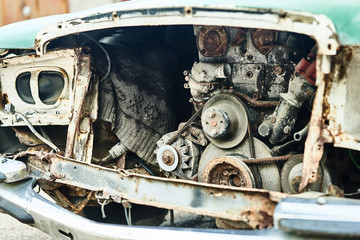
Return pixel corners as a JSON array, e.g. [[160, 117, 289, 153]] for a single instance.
[[80, 33, 111, 83]]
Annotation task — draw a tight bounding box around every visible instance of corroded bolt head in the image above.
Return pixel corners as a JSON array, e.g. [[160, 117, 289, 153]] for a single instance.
[[270, 116, 276, 123], [274, 66, 283, 75], [232, 175, 242, 187], [211, 121, 217, 127], [283, 126, 291, 134], [162, 150, 175, 166]]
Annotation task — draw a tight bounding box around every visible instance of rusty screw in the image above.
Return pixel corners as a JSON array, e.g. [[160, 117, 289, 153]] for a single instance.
[[252, 92, 262, 100], [270, 116, 276, 123], [274, 66, 283, 75], [283, 126, 291, 134], [162, 150, 175, 166]]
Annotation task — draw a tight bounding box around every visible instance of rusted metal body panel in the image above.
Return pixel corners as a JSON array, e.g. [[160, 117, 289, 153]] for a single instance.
[[0, 49, 80, 126], [325, 46, 360, 149], [22, 151, 285, 229], [300, 46, 360, 190]]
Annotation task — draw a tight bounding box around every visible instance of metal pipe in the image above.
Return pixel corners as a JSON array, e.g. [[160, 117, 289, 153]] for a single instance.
[[293, 124, 309, 142], [234, 92, 278, 108]]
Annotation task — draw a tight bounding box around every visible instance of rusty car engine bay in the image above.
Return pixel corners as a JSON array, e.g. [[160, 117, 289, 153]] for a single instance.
[[0, 23, 360, 233]]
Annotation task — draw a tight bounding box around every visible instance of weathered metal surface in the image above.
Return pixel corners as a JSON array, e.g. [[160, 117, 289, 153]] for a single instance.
[[231, 28, 247, 47], [280, 155, 331, 194], [0, 178, 327, 240], [31, 3, 337, 58], [301, 47, 360, 190], [250, 29, 277, 55], [0, 49, 78, 127], [201, 156, 255, 188], [22, 151, 285, 227], [0, 157, 29, 182], [234, 92, 278, 108], [0, 0, 350, 54], [198, 139, 281, 191], [73, 67, 98, 163], [299, 79, 325, 191], [323, 46, 360, 150], [65, 53, 93, 159], [274, 196, 360, 237], [12, 127, 43, 146], [197, 26, 228, 57]]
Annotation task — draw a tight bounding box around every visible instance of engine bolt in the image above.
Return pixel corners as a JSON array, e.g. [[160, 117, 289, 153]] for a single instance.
[[162, 150, 175, 166], [270, 116, 276, 123], [274, 66, 283, 75], [283, 126, 291, 134], [223, 170, 229, 176], [208, 112, 215, 118], [211, 121, 217, 127]]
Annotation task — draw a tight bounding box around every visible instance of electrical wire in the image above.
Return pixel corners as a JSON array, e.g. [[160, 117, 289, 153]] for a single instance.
[[14, 112, 60, 152], [134, 157, 157, 176], [80, 33, 111, 83], [123, 205, 132, 226], [344, 189, 360, 197], [349, 149, 360, 170]]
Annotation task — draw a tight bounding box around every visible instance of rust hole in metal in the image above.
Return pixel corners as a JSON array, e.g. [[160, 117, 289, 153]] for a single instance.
[[246, 71, 253, 78]]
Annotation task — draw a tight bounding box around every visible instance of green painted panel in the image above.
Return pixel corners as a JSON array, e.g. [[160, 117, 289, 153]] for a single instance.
[[0, 0, 359, 49]]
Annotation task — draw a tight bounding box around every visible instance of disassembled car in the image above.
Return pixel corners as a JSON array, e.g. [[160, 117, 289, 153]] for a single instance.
[[0, 1, 359, 239]]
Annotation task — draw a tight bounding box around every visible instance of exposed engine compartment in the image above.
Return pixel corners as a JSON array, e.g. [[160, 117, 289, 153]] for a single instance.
[[0, 23, 359, 231]]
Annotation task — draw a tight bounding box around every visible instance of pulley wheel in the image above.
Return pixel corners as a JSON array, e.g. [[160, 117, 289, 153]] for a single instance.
[[281, 155, 331, 193], [198, 137, 281, 191], [202, 156, 255, 188], [201, 94, 248, 149]]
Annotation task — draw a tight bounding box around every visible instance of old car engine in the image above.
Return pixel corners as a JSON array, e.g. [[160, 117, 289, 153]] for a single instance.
[[155, 26, 319, 197]]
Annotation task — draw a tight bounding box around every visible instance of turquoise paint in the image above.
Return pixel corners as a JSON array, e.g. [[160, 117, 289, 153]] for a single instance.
[[0, 0, 358, 49]]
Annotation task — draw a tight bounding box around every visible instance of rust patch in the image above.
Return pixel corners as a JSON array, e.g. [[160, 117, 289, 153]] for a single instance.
[[231, 28, 247, 47], [1, 93, 9, 107], [197, 26, 228, 57], [300, 47, 354, 191], [251, 29, 277, 55], [12, 127, 44, 146], [242, 210, 273, 229]]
